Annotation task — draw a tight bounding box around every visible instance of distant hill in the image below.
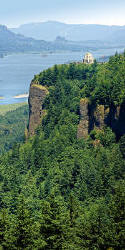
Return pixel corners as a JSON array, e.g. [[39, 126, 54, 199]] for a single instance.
[[0, 25, 51, 54], [0, 25, 108, 55], [1, 24, 124, 57], [0, 25, 87, 54], [11, 21, 68, 41], [11, 21, 125, 44]]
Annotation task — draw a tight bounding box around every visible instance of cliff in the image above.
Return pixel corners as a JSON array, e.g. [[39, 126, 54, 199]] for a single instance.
[[28, 83, 49, 136], [28, 84, 125, 139], [77, 98, 89, 139], [77, 98, 125, 139]]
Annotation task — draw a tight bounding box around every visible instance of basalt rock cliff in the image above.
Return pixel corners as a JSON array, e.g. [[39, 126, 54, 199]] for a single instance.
[[28, 82, 49, 136], [28, 85, 125, 139], [77, 98, 125, 139]]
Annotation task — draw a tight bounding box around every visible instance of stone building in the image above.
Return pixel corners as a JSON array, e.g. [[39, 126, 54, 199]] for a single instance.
[[83, 52, 94, 64]]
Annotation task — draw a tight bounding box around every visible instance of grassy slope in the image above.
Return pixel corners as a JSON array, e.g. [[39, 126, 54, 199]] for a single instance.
[[0, 102, 27, 115]]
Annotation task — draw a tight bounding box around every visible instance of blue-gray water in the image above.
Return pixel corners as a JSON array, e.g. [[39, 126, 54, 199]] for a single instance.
[[0, 48, 124, 105]]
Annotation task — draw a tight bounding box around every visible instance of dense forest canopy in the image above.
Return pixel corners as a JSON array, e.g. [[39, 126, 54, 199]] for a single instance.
[[0, 52, 125, 249]]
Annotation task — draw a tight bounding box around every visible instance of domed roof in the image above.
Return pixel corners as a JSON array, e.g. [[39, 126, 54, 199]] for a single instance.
[[85, 52, 94, 58]]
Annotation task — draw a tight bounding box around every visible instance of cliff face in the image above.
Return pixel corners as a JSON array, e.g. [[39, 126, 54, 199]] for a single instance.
[[77, 98, 125, 139], [28, 83, 125, 139], [77, 98, 89, 139], [28, 83, 49, 136]]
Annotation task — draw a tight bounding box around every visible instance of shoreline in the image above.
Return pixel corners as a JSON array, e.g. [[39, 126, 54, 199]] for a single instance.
[[13, 93, 29, 99]]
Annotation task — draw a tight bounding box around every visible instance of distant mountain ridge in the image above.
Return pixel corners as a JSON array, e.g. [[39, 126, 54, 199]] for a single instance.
[[11, 21, 125, 43], [0, 25, 50, 54], [0, 25, 89, 54], [0, 24, 111, 55], [0, 24, 124, 57]]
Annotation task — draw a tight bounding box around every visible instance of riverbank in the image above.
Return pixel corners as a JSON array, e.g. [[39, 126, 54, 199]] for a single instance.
[[13, 93, 29, 99]]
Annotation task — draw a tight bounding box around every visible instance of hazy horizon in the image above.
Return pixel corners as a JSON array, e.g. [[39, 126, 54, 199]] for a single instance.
[[0, 0, 125, 28], [7, 20, 125, 29]]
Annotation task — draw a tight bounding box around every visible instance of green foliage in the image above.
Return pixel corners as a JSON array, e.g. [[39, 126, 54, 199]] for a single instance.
[[0, 53, 125, 249], [91, 53, 125, 106], [90, 127, 116, 147], [0, 102, 27, 116], [0, 104, 28, 154]]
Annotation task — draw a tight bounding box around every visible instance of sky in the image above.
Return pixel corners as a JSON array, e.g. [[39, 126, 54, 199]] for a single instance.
[[0, 0, 125, 27]]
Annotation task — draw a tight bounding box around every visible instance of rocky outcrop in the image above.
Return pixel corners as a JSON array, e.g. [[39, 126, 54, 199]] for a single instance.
[[77, 99, 110, 139], [93, 105, 109, 130], [28, 83, 49, 136], [28, 83, 125, 139], [77, 98, 89, 139], [77, 98, 125, 139]]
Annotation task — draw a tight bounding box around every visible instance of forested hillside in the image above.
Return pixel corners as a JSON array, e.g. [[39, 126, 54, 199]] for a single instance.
[[0, 104, 28, 154], [0, 53, 125, 249]]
